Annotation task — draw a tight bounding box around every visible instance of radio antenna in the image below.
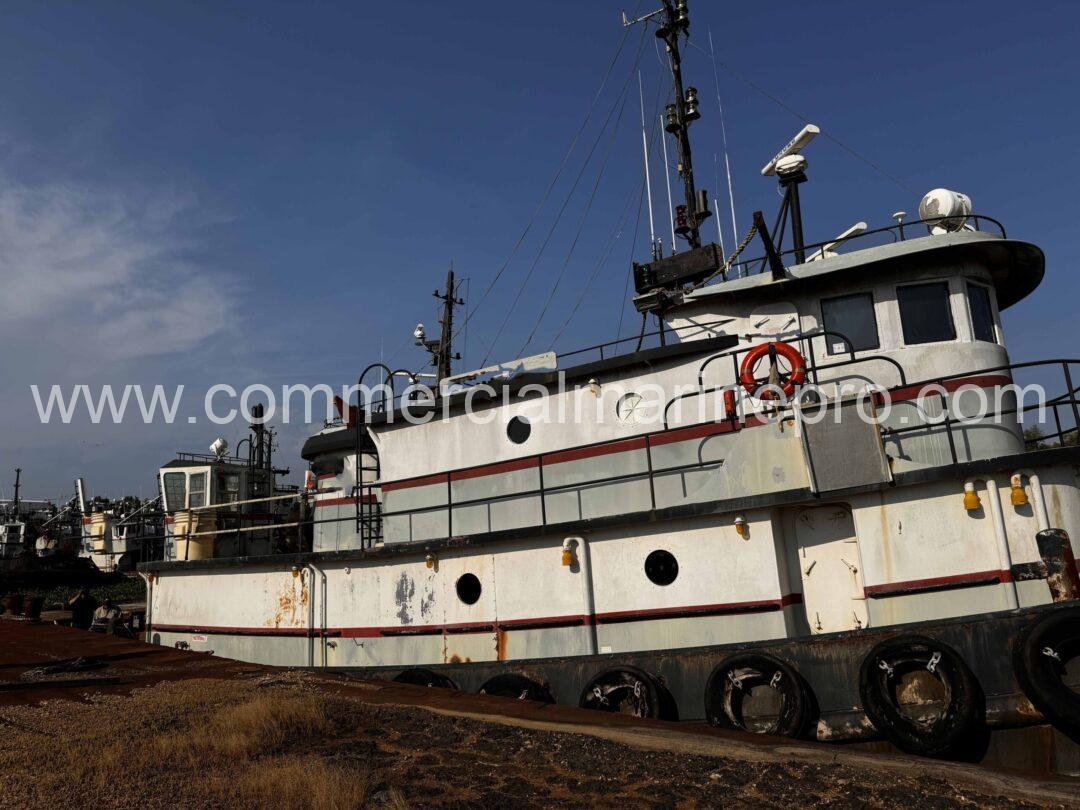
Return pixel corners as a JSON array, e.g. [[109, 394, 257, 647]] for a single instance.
[[637, 71, 659, 260], [708, 27, 738, 252], [659, 113, 676, 253]]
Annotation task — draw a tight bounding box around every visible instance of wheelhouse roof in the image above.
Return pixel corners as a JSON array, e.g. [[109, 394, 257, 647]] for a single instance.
[[665, 232, 1044, 312]]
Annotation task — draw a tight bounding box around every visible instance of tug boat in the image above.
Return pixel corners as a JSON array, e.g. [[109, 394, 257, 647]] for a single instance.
[[141, 2, 1080, 769], [57, 478, 163, 571]]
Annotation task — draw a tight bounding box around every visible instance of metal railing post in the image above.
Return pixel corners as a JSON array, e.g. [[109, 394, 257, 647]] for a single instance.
[[446, 473, 453, 539], [1064, 362, 1080, 440], [645, 435, 657, 512], [537, 455, 547, 526]]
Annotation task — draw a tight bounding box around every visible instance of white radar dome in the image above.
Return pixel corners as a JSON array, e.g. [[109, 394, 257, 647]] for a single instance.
[[919, 188, 972, 232]]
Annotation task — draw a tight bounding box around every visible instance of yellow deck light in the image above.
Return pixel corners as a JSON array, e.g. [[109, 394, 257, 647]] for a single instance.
[[963, 483, 981, 511], [1010, 474, 1029, 507]]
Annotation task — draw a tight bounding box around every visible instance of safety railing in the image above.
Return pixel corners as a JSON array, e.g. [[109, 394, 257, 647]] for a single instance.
[[726, 214, 1008, 279], [881, 359, 1080, 465], [154, 358, 1080, 561]]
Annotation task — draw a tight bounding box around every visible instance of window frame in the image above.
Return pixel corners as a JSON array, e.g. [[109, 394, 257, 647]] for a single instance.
[[187, 471, 208, 509], [162, 472, 186, 513], [896, 280, 957, 346], [965, 281, 998, 344], [819, 291, 881, 356]]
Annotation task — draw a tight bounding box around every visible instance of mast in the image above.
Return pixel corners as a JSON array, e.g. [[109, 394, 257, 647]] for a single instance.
[[12, 468, 21, 518], [658, 0, 706, 249], [422, 265, 464, 383], [625, 1, 711, 253]]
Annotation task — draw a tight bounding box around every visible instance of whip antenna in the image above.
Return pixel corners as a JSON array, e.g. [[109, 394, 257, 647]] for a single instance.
[[638, 71, 659, 259]]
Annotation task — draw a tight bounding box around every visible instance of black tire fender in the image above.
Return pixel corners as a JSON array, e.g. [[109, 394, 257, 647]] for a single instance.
[[705, 653, 812, 738], [859, 634, 981, 757], [578, 666, 676, 720], [479, 674, 555, 704], [392, 668, 457, 690], [1013, 605, 1080, 734]]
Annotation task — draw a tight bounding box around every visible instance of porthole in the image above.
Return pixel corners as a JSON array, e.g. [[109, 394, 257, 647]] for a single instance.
[[644, 549, 678, 586], [456, 573, 482, 605], [616, 392, 645, 425], [507, 415, 531, 444]]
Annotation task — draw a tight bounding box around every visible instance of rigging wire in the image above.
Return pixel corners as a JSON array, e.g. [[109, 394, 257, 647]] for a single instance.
[[552, 172, 643, 349], [707, 27, 739, 248], [684, 39, 915, 194], [480, 25, 649, 365], [617, 69, 665, 341], [615, 178, 647, 341], [451, 2, 644, 349], [516, 83, 633, 358]]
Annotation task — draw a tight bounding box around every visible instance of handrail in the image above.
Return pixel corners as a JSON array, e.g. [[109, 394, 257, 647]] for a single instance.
[[725, 213, 1008, 278], [164, 356, 1080, 555]]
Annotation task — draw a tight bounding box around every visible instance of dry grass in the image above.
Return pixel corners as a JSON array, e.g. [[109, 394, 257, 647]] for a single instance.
[[0, 679, 390, 809], [156, 693, 334, 763], [219, 755, 374, 810]]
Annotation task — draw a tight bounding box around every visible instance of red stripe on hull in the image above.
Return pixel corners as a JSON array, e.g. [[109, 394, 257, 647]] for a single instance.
[[149, 594, 804, 639], [545, 436, 647, 466], [314, 495, 377, 508], [450, 456, 539, 483], [864, 568, 1011, 598], [882, 374, 1013, 405], [381, 472, 447, 492]]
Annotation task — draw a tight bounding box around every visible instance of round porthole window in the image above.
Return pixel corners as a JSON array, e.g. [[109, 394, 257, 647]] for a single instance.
[[506, 415, 531, 444], [644, 549, 678, 586], [616, 392, 645, 425], [456, 573, 482, 605]]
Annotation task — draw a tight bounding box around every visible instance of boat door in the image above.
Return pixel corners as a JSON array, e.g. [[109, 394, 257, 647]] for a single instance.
[[794, 505, 869, 634]]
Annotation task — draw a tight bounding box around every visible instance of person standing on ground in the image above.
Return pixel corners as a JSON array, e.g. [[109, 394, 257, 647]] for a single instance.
[[67, 589, 98, 630]]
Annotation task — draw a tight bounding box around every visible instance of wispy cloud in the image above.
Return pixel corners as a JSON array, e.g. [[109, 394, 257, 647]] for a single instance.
[[0, 167, 234, 369], [0, 146, 249, 494]]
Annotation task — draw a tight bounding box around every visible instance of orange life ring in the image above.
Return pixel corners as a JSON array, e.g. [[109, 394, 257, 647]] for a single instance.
[[739, 341, 807, 400]]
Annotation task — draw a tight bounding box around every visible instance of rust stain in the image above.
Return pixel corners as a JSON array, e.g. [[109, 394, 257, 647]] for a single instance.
[[448, 654, 463, 664], [269, 575, 310, 629], [496, 628, 508, 661]]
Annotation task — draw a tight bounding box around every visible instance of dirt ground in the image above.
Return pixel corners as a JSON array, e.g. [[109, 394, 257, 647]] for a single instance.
[[0, 623, 1076, 809], [0, 672, 1070, 809]]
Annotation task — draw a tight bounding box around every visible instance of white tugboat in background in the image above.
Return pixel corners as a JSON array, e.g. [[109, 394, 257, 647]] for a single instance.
[[141, 1, 1080, 772]]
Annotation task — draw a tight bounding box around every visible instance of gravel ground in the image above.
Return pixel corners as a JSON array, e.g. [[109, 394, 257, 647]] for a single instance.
[[0, 672, 1070, 809]]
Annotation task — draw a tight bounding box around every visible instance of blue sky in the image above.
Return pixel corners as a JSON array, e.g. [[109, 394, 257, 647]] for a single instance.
[[1, 0, 1078, 498]]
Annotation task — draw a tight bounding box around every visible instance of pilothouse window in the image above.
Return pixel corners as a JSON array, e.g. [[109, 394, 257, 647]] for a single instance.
[[967, 283, 996, 343], [820, 293, 879, 355], [188, 472, 208, 508], [897, 282, 956, 345], [162, 472, 186, 512]]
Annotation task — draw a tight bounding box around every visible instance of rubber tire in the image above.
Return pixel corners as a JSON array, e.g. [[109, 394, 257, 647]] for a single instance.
[[1013, 606, 1080, 734], [392, 668, 457, 690], [859, 635, 981, 757], [479, 674, 555, 704], [705, 653, 812, 738], [579, 666, 672, 720]]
